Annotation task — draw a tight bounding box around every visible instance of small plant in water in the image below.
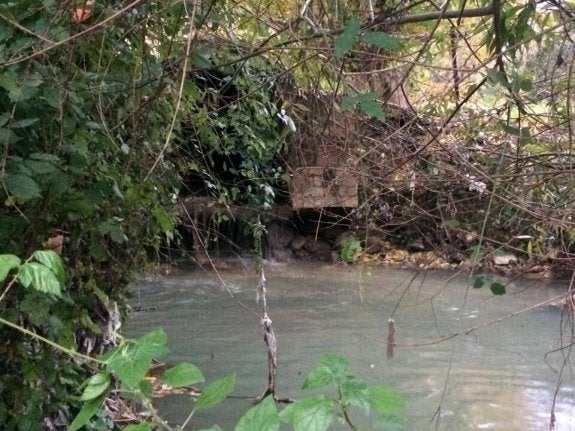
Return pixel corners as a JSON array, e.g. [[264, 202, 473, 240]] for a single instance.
[[341, 237, 362, 263]]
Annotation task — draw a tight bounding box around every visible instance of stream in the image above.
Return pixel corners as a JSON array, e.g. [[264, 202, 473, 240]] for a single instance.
[[128, 262, 575, 430]]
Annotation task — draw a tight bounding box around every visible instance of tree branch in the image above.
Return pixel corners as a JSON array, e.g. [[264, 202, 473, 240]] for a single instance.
[[365, 5, 494, 29]]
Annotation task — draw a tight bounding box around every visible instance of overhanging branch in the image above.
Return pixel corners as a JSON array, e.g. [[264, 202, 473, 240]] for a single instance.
[[365, 5, 494, 29]]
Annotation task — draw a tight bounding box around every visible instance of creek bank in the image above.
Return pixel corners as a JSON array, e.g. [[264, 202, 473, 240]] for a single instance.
[[175, 203, 565, 281], [175, 229, 556, 284]]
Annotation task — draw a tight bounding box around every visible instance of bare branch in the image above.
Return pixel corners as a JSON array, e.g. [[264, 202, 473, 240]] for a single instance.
[[365, 5, 494, 29]]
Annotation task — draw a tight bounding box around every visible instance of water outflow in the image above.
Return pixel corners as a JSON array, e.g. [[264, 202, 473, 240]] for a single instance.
[[129, 263, 575, 430]]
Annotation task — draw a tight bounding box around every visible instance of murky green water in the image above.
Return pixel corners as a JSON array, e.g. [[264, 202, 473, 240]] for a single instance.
[[128, 262, 575, 430]]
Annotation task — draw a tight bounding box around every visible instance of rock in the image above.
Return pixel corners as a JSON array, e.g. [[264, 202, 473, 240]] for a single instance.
[[331, 251, 340, 262], [444, 247, 465, 264], [293, 248, 311, 260], [267, 223, 295, 248], [290, 235, 308, 251], [269, 247, 293, 263], [364, 236, 386, 254], [493, 254, 518, 266], [406, 238, 426, 252], [303, 238, 332, 255]]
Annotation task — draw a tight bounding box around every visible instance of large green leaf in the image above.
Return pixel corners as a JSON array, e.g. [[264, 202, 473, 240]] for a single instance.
[[11, 118, 39, 128], [33, 250, 66, 284], [17, 262, 61, 297], [25, 159, 56, 175], [303, 353, 350, 389], [152, 206, 174, 232], [361, 31, 402, 51], [98, 220, 126, 244], [68, 394, 106, 431], [8, 84, 40, 103], [334, 17, 360, 58], [367, 385, 405, 416], [279, 395, 334, 431], [106, 329, 168, 388], [340, 378, 370, 413], [0, 254, 20, 283], [80, 373, 110, 401], [234, 395, 279, 431], [358, 96, 385, 120], [3, 173, 41, 201], [161, 362, 204, 388], [195, 374, 236, 411]]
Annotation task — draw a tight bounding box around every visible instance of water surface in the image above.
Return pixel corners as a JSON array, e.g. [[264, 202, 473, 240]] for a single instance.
[[128, 263, 575, 430]]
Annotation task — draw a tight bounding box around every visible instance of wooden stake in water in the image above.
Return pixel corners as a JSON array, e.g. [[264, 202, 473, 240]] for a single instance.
[[387, 318, 396, 359], [256, 267, 292, 403]]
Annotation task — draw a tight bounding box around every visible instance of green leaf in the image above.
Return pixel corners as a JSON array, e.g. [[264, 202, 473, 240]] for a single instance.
[[98, 220, 126, 244], [334, 17, 360, 58], [279, 395, 334, 431], [302, 363, 334, 390], [25, 160, 56, 175], [8, 84, 40, 103], [490, 281, 506, 295], [359, 96, 385, 120], [341, 237, 362, 263], [11, 118, 39, 128], [195, 374, 236, 411], [0, 254, 20, 283], [340, 379, 370, 413], [161, 362, 204, 388], [123, 425, 151, 431], [486, 69, 508, 88], [106, 329, 168, 388], [33, 250, 66, 283], [340, 93, 384, 120], [152, 206, 174, 232], [43, 87, 60, 108], [0, 74, 18, 94], [234, 395, 279, 431], [303, 353, 349, 389], [17, 262, 61, 297], [137, 329, 169, 357], [472, 275, 485, 289], [68, 394, 106, 431], [361, 31, 402, 51], [367, 385, 405, 416], [197, 427, 224, 431], [29, 152, 61, 163], [0, 127, 19, 144], [340, 94, 360, 111], [81, 373, 110, 401], [519, 77, 533, 92], [20, 292, 51, 326], [3, 173, 41, 201]]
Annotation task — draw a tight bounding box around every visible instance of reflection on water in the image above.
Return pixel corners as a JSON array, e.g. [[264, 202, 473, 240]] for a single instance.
[[128, 263, 575, 430]]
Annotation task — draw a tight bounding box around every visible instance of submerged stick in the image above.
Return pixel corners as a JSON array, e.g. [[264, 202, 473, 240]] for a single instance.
[[387, 319, 396, 359]]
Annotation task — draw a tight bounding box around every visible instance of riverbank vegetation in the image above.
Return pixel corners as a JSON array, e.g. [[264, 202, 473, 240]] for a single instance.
[[1, 0, 575, 429]]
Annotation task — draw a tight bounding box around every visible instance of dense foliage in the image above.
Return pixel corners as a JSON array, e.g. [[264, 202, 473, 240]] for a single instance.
[[0, 1, 179, 428]]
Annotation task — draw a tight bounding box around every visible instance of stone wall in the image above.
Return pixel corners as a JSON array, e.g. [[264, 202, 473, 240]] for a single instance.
[[290, 166, 358, 208], [288, 94, 359, 209]]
